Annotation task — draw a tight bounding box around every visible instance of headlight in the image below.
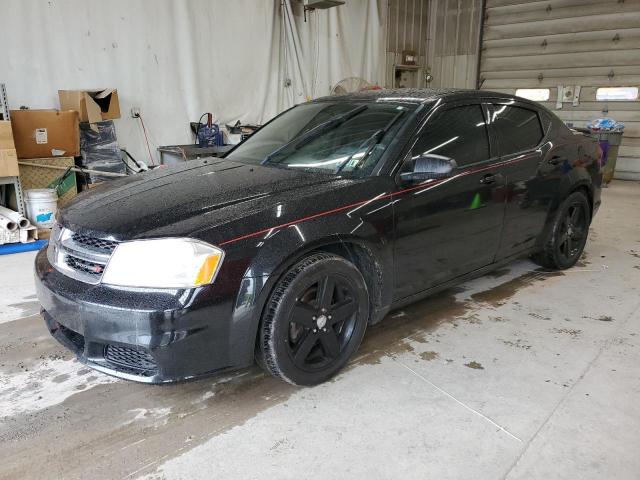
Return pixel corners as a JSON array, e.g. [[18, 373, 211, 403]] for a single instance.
[[101, 238, 224, 288]]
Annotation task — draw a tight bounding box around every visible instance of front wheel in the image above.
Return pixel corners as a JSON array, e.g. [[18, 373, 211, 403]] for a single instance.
[[533, 191, 591, 270], [257, 252, 369, 386]]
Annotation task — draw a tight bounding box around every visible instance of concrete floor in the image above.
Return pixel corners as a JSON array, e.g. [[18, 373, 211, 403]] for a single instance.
[[1, 181, 639, 480]]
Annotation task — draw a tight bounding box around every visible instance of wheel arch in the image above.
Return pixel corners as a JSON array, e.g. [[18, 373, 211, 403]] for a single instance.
[[255, 235, 391, 328], [227, 229, 394, 368], [570, 183, 594, 217], [535, 178, 594, 252]]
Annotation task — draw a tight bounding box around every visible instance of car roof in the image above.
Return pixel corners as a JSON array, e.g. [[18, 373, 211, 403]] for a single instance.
[[312, 88, 538, 108]]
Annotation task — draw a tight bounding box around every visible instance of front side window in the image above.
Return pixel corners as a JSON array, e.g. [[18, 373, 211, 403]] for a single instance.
[[227, 102, 413, 176], [492, 105, 543, 156], [412, 104, 490, 167]]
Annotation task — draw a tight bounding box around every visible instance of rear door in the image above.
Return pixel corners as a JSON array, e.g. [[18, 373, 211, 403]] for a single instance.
[[488, 102, 551, 260], [392, 101, 508, 300]]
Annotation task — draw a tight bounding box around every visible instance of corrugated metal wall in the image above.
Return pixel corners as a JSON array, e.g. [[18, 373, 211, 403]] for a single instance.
[[425, 0, 483, 88], [479, 0, 640, 179], [385, 0, 430, 87], [385, 0, 482, 89]]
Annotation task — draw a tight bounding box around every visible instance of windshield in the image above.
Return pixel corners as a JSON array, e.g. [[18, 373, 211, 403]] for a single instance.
[[227, 102, 413, 176]]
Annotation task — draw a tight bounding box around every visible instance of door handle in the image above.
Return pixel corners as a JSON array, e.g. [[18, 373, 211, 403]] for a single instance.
[[480, 173, 498, 184], [548, 156, 566, 165]]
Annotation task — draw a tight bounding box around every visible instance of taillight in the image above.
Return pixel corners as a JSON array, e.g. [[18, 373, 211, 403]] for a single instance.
[[596, 144, 604, 169]]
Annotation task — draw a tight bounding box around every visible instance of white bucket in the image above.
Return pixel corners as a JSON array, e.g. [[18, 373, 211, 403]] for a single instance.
[[25, 189, 58, 229]]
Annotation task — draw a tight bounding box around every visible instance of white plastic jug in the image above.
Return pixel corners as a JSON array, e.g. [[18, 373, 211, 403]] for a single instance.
[[25, 189, 58, 229]]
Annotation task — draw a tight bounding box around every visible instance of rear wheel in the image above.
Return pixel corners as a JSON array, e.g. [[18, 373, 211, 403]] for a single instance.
[[533, 191, 591, 270], [257, 252, 369, 386]]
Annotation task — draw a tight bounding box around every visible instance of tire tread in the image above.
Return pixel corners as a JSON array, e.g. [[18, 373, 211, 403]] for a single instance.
[[533, 191, 590, 270], [258, 252, 345, 385]]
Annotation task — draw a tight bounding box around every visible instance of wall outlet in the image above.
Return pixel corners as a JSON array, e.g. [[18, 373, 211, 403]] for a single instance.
[[130, 106, 141, 118]]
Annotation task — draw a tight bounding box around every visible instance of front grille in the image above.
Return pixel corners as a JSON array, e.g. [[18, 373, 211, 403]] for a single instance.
[[64, 255, 105, 276], [48, 225, 117, 284], [104, 345, 158, 376], [71, 233, 118, 253]]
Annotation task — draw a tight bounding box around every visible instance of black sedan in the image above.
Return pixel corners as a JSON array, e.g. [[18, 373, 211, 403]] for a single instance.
[[35, 89, 602, 385]]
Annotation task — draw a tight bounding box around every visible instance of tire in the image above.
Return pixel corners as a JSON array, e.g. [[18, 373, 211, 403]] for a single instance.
[[533, 191, 591, 270], [257, 252, 369, 386]]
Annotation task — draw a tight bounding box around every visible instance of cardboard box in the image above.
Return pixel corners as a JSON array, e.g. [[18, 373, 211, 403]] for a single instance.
[[0, 121, 15, 149], [58, 89, 121, 124], [10, 110, 80, 159], [0, 148, 19, 176]]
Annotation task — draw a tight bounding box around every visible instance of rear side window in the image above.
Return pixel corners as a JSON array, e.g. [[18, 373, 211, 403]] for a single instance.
[[413, 105, 490, 167], [492, 105, 543, 155]]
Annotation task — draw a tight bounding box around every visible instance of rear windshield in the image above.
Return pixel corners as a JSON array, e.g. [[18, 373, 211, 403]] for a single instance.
[[227, 101, 413, 176]]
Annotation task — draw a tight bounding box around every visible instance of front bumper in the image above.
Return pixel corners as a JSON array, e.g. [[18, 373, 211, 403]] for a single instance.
[[35, 248, 245, 383]]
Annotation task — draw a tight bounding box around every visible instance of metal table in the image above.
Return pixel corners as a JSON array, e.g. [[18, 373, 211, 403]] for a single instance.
[[157, 144, 233, 165]]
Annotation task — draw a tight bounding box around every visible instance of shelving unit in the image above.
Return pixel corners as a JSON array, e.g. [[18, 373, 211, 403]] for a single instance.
[[0, 83, 9, 121], [0, 84, 24, 215], [0, 176, 26, 215]]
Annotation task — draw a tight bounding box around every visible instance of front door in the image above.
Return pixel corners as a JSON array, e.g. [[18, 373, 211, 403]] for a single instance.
[[392, 103, 507, 300]]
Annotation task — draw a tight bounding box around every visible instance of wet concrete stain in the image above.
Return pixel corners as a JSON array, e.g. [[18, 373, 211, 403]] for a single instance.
[[0, 265, 565, 480], [4, 300, 41, 318], [471, 270, 564, 307], [575, 253, 591, 268], [353, 266, 564, 367], [354, 288, 469, 365], [52, 373, 70, 384], [487, 268, 511, 278], [552, 328, 582, 338], [464, 361, 484, 370], [501, 339, 532, 350], [420, 351, 439, 361], [0, 315, 71, 374], [0, 366, 296, 480]]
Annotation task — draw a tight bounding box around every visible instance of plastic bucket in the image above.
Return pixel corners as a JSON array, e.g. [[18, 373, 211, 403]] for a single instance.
[[25, 189, 58, 229]]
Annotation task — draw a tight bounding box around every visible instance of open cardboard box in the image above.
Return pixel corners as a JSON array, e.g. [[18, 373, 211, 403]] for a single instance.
[[58, 89, 121, 124]]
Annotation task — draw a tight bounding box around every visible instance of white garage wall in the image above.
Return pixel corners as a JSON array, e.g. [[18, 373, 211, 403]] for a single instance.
[[0, 0, 385, 165]]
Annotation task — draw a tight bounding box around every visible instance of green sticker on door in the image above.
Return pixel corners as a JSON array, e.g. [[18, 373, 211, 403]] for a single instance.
[[468, 192, 484, 210]]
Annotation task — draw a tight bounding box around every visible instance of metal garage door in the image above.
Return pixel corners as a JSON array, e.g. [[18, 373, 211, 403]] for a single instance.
[[478, 0, 640, 179]]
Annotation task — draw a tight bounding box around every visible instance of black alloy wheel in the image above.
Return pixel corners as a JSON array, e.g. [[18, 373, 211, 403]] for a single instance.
[[288, 274, 358, 370], [534, 191, 591, 270], [257, 252, 369, 386], [557, 203, 588, 264]]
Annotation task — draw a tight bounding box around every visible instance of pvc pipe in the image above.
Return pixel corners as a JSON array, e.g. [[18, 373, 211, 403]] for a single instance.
[[0, 239, 48, 255], [0, 205, 30, 228], [0, 214, 17, 232]]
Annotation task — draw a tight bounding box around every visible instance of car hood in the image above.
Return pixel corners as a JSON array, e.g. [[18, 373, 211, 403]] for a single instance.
[[60, 158, 340, 240]]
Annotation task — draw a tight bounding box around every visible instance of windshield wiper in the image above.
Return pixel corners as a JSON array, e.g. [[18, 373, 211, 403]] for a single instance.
[[335, 109, 406, 174], [262, 105, 368, 165]]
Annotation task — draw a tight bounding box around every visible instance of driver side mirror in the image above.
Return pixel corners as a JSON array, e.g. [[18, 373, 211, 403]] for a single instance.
[[400, 154, 457, 183]]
